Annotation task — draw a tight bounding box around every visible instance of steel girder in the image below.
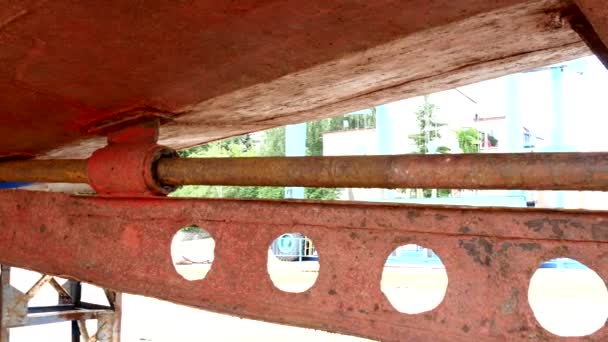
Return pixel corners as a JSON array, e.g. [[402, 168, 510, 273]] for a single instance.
[[0, 190, 605, 341]]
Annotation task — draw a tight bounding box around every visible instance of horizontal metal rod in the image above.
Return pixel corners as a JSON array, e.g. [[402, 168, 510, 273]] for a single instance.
[[0, 153, 607, 190], [158, 152, 608, 190], [0, 159, 88, 183]]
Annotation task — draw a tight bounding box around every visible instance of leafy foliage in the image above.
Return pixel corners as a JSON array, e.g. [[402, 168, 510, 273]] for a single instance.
[[260, 127, 285, 157], [406, 97, 451, 198], [409, 96, 445, 154], [456, 128, 480, 153], [171, 134, 286, 199]]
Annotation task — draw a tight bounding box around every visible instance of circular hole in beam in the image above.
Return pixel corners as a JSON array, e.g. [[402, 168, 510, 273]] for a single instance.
[[171, 225, 215, 281], [381, 243, 448, 314], [528, 257, 608, 337], [267, 233, 319, 293]]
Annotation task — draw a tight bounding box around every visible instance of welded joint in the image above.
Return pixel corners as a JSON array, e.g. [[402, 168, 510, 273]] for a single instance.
[[87, 119, 177, 197]]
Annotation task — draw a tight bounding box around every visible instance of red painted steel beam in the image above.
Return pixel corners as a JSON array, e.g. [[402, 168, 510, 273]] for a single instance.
[[0, 190, 605, 341], [567, 4, 608, 68], [576, 0, 608, 49], [0, 0, 588, 159]]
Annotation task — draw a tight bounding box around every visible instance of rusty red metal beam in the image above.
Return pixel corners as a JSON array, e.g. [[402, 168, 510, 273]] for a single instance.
[[0, 152, 608, 191], [0, 0, 589, 160], [576, 0, 608, 53], [566, 5, 608, 69], [0, 190, 605, 341]]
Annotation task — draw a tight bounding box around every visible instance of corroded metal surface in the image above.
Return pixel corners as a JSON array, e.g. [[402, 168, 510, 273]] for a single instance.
[[0, 160, 88, 184], [1, 152, 608, 191], [157, 152, 608, 190], [0, 191, 605, 341], [576, 0, 608, 52], [566, 5, 608, 68], [0, 1, 590, 159]]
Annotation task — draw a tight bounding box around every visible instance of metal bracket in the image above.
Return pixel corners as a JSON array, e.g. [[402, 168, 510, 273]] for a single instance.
[[86, 119, 177, 197]]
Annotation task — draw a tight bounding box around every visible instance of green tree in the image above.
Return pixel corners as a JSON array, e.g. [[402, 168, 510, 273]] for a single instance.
[[172, 113, 366, 201], [304, 120, 340, 200], [456, 128, 480, 153], [406, 97, 451, 198], [303, 109, 376, 200], [172, 108, 378, 201], [409, 96, 445, 154], [260, 127, 285, 157], [306, 120, 329, 156], [327, 108, 376, 132], [171, 134, 285, 199], [177, 135, 254, 158]]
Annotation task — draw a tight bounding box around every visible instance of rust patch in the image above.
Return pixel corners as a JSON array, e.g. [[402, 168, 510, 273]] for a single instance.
[[392, 236, 413, 245], [518, 243, 541, 251], [459, 237, 493, 267], [435, 214, 448, 221], [524, 218, 579, 238], [500, 288, 519, 315], [407, 210, 420, 222], [498, 242, 512, 254], [526, 219, 545, 232], [458, 226, 472, 234], [592, 222, 608, 241]]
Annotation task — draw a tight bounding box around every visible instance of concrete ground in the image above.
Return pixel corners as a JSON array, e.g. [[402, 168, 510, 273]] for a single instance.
[[4, 238, 607, 341]]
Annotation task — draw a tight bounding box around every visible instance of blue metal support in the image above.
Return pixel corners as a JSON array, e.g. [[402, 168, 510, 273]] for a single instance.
[[0, 182, 31, 189]]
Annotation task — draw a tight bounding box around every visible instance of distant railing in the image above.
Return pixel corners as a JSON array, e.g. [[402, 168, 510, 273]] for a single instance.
[[270, 235, 317, 262]]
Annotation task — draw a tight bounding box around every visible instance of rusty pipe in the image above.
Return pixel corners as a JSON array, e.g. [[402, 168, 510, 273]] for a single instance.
[[156, 152, 608, 191], [0, 159, 88, 184], [0, 153, 607, 191]]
